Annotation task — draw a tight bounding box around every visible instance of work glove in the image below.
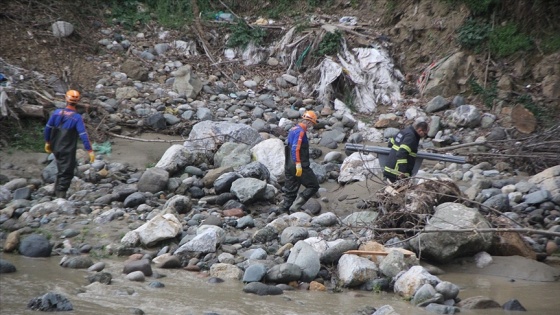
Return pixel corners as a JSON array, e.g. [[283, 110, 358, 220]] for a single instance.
[[44, 143, 52, 154], [398, 173, 408, 179], [88, 151, 95, 163], [295, 163, 302, 177]]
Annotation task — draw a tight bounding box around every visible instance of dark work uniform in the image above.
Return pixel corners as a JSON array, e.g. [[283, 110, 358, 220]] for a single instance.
[[383, 125, 421, 183], [44, 107, 92, 193], [281, 123, 319, 209]]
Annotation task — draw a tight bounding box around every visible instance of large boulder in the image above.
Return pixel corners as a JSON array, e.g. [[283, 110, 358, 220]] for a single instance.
[[394, 265, 441, 299], [121, 213, 182, 247], [19, 234, 52, 258], [137, 168, 169, 193], [172, 65, 203, 98], [338, 152, 380, 183], [409, 203, 493, 263], [422, 52, 467, 98], [214, 142, 251, 169], [528, 165, 560, 204], [337, 254, 378, 287], [155, 144, 205, 175], [250, 138, 285, 180], [184, 121, 263, 153]]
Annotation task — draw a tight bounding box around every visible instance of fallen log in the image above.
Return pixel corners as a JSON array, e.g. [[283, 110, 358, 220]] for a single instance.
[[344, 250, 413, 257], [371, 227, 560, 238], [15, 104, 46, 118]]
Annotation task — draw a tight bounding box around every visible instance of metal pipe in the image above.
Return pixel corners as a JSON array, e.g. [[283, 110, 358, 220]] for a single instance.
[[345, 143, 466, 164]]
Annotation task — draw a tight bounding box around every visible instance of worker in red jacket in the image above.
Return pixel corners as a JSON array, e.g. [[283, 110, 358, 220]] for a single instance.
[[383, 121, 428, 183], [278, 111, 320, 213], [44, 90, 94, 198]]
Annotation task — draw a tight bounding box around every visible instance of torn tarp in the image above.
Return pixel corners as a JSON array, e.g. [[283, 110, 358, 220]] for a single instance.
[[315, 42, 404, 114]]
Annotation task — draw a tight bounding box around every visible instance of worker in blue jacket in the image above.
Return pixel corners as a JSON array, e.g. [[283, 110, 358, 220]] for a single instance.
[[44, 90, 94, 198], [383, 121, 428, 183], [278, 111, 320, 213]]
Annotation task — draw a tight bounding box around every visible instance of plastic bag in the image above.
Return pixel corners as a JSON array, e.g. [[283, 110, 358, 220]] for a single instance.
[[92, 141, 112, 155]]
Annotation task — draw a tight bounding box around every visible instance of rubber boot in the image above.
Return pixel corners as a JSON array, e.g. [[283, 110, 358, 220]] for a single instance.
[[55, 190, 67, 199], [288, 196, 307, 213], [275, 200, 292, 214]]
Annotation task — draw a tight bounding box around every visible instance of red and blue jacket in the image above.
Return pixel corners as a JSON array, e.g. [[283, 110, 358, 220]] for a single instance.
[[44, 106, 92, 153], [286, 123, 311, 167]]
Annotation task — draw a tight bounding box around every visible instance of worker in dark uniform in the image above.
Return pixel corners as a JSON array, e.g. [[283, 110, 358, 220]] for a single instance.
[[383, 121, 428, 183], [278, 111, 320, 213], [44, 90, 94, 198]]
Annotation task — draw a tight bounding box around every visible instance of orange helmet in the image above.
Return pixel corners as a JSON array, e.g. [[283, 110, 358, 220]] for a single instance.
[[65, 90, 81, 104], [302, 110, 318, 124]]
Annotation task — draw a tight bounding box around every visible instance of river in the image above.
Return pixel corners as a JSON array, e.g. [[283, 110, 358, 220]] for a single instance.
[[1, 254, 559, 315]]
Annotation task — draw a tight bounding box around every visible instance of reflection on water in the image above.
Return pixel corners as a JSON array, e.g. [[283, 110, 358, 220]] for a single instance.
[[1, 254, 559, 315]]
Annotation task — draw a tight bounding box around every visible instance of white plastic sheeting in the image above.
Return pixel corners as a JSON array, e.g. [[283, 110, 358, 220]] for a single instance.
[[316, 42, 404, 114], [223, 26, 404, 113]]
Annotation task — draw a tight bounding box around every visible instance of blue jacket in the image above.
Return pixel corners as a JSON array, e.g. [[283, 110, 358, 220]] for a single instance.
[[44, 107, 92, 152], [286, 123, 311, 167]]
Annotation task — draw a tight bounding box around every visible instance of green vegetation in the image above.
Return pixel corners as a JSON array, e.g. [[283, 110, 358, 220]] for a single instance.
[[149, 0, 192, 28], [316, 30, 343, 56], [35, 229, 53, 240], [450, 0, 497, 16], [2, 119, 44, 153], [79, 228, 90, 243], [107, 0, 152, 29], [90, 246, 111, 259], [541, 34, 560, 54], [457, 20, 533, 57], [226, 21, 266, 48], [457, 19, 490, 51], [489, 23, 532, 57], [386, 0, 397, 14], [514, 94, 557, 127], [469, 78, 497, 108]]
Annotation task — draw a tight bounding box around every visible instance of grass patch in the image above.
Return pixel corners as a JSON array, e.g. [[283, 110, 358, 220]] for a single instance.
[[515, 94, 556, 127], [227, 21, 266, 49], [1, 119, 45, 153], [469, 78, 497, 108], [457, 0, 496, 16], [541, 34, 560, 54], [316, 30, 343, 56], [489, 23, 533, 57], [107, 0, 152, 30], [457, 19, 491, 52]]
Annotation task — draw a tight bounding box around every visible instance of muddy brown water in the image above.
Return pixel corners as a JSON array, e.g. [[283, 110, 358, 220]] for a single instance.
[[1, 253, 560, 315]]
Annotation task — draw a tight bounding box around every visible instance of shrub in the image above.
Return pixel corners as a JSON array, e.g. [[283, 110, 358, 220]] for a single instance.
[[108, 0, 151, 29], [462, 0, 497, 15], [541, 34, 560, 54], [489, 23, 532, 57], [469, 78, 497, 108], [457, 19, 491, 51], [5, 119, 44, 152], [227, 22, 266, 49], [447, 0, 497, 16], [515, 94, 556, 126], [316, 30, 343, 56]]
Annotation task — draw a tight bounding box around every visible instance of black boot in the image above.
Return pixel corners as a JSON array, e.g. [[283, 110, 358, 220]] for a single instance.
[[275, 200, 292, 214], [289, 196, 307, 213], [55, 191, 67, 199]]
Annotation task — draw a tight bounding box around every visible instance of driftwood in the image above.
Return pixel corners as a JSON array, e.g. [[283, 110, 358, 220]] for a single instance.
[[431, 123, 560, 174], [106, 132, 185, 143], [344, 250, 413, 257], [14, 104, 46, 118], [431, 140, 487, 152], [372, 227, 560, 238]]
